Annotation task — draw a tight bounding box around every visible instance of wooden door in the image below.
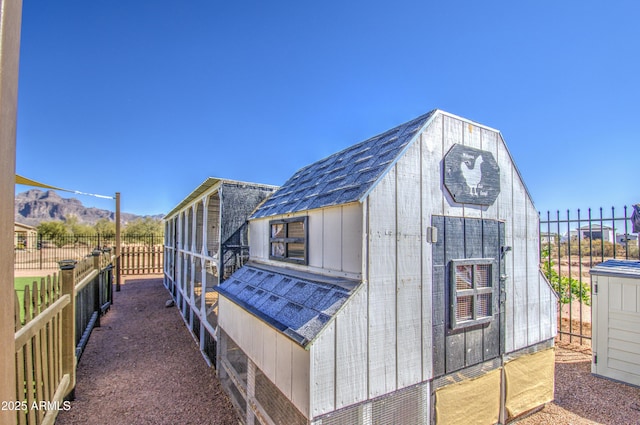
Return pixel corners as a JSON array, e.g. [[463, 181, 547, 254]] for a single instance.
[[432, 216, 506, 377]]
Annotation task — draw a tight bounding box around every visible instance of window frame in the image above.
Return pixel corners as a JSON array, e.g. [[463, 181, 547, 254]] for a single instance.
[[450, 258, 495, 330], [269, 216, 308, 265]]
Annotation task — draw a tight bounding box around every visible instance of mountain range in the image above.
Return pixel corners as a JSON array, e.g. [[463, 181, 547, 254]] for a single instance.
[[15, 189, 163, 227]]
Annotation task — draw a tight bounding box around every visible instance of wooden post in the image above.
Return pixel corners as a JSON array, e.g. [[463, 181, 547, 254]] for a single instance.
[[92, 250, 102, 327], [59, 260, 77, 400], [115, 192, 121, 291], [0, 1, 22, 423]]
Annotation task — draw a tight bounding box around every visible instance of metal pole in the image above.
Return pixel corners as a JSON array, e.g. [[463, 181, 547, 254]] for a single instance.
[[116, 192, 121, 291]]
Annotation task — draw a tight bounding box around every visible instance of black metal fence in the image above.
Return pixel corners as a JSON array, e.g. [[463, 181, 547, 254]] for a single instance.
[[71, 251, 114, 361], [539, 206, 639, 345], [14, 234, 162, 270]]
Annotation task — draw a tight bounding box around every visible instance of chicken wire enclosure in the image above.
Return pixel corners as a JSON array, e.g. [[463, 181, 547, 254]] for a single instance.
[[194, 259, 203, 311], [314, 382, 430, 425], [220, 330, 307, 425]]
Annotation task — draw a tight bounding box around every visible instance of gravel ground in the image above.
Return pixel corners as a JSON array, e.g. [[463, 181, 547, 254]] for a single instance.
[[516, 341, 640, 425], [54, 276, 639, 425], [55, 276, 236, 425]]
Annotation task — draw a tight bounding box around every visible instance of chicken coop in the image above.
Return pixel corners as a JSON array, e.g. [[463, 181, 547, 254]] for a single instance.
[[590, 259, 640, 387], [215, 109, 558, 424], [163, 178, 277, 364]]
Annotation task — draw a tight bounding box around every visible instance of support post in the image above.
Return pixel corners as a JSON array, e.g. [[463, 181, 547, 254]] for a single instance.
[[59, 260, 77, 400], [92, 250, 102, 327], [115, 191, 121, 291], [0, 1, 23, 423]]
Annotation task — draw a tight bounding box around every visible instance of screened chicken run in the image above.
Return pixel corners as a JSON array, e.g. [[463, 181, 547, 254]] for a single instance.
[[163, 178, 277, 365]]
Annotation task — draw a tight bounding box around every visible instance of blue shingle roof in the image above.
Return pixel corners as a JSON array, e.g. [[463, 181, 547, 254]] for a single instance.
[[216, 263, 360, 346], [251, 110, 436, 219]]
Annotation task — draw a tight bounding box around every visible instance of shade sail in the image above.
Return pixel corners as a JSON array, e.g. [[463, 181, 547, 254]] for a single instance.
[[16, 174, 114, 199]]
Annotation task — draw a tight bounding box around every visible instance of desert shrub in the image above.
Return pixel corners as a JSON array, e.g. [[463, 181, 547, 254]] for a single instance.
[[541, 248, 591, 306]]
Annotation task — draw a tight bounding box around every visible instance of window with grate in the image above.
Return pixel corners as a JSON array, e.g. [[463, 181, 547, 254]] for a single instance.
[[269, 217, 308, 264], [450, 259, 494, 329]]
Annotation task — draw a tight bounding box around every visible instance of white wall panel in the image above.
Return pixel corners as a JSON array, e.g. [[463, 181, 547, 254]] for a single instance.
[[310, 321, 336, 416], [249, 220, 268, 261], [323, 207, 343, 271], [308, 209, 324, 268], [342, 204, 363, 274], [396, 141, 423, 388], [335, 287, 368, 408], [291, 343, 310, 416], [276, 332, 293, 397], [420, 117, 442, 380], [367, 170, 397, 398]]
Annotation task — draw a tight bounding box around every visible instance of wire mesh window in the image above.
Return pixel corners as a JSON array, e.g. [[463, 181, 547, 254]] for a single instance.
[[269, 216, 308, 264], [450, 259, 494, 329]]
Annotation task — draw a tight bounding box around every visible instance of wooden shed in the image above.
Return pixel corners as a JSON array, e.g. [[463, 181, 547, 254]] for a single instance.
[[215, 109, 558, 424], [591, 259, 640, 387], [163, 178, 277, 364]]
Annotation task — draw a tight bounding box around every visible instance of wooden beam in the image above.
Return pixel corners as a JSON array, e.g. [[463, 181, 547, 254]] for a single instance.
[[0, 1, 22, 423]]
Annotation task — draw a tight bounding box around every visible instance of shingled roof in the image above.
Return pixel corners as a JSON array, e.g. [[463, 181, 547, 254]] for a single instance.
[[251, 110, 436, 219], [216, 263, 360, 347]]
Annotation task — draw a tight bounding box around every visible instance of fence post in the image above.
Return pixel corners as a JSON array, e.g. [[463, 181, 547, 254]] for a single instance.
[[39, 233, 43, 270], [59, 259, 77, 400], [115, 192, 121, 291], [92, 250, 102, 328]]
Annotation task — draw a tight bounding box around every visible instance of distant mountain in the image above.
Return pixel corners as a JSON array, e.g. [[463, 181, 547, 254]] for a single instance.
[[15, 189, 163, 227]]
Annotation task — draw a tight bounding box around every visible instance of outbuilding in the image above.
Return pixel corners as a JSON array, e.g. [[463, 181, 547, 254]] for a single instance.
[[591, 259, 640, 387], [163, 178, 277, 364], [215, 109, 558, 424]]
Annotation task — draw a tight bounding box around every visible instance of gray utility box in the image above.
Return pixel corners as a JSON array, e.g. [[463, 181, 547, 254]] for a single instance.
[[590, 259, 640, 387]]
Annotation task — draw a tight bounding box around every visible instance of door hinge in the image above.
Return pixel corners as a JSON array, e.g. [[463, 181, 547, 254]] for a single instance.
[[593, 353, 597, 364], [594, 283, 598, 295]]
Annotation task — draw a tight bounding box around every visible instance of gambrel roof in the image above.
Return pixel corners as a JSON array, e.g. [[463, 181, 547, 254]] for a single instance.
[[251, 110, 436, 218]]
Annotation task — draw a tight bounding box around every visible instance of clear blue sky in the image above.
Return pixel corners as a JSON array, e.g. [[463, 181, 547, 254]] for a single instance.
[[15, 1, 639, 218]]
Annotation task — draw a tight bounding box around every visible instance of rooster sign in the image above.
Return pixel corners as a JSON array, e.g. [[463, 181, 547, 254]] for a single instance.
[[443, 144, 500, 205]]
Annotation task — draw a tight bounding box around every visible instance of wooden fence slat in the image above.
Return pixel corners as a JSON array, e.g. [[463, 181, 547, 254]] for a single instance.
[[40, 278, 51, 404], [119, 245, 164, 275], [31, 283, 45, 423], [23, 286, 36, 424], [15, 292, 26, 425]]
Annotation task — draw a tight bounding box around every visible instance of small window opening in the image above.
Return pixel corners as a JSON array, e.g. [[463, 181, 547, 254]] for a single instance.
[[450, 259, 494, 329]]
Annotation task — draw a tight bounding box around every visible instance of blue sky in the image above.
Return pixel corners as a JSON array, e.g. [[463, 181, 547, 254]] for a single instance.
[[16, 1, 639, 217]]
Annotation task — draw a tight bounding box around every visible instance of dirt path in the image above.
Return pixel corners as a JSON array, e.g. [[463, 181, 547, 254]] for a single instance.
[[55, 276, 236, 425]]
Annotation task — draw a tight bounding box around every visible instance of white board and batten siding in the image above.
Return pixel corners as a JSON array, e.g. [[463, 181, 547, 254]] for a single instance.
[[249, 204, 363, 278], [592, 263, 640, 387], [218, 297, 311, 417], [438, 113, 556, 353]]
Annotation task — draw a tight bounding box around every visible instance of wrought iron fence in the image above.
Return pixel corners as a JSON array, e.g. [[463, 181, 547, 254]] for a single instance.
[[539, 206, 639, 345], [14, 234, 162, 270]]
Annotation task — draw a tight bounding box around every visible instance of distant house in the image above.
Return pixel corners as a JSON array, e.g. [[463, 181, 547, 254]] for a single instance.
[[540, 234, 558, 245], [215, 110, 557, 425], [14, 222, 36, 249], [577, 224, 614, 242], [560, 229, 578, 243]]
